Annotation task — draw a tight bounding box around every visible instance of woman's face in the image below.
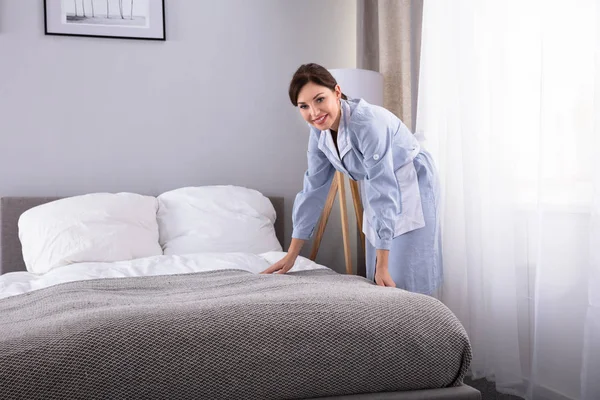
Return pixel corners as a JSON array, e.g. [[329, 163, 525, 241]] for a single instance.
[[297, 82, 342, 131]]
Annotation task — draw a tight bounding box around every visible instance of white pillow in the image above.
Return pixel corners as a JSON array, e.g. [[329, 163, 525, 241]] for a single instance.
[[18, 193, 163, 274], [157, 186, 282, 255]]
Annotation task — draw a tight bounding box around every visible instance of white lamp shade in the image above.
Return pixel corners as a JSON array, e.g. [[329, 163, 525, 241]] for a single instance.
[[328, 68, 384, 107]]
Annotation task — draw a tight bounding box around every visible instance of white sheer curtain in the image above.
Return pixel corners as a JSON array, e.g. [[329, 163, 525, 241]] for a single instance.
[[415, 1, 599, 399]]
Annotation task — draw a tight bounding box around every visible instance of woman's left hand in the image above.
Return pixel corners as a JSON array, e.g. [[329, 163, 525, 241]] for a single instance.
[[375, 264, 396, 287], [374, 249, 396, 287]]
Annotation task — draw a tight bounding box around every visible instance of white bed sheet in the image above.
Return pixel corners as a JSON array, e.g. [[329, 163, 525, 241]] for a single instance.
[[0, 252, 330, 300]]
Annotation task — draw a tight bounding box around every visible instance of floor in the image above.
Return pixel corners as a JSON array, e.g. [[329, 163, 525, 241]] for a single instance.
[[464, 378, 525, 400]]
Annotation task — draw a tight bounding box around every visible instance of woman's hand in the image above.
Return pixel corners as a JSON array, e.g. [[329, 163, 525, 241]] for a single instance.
[[374, 249, 396, 287], [375, 266, 396, 287], [260, 253, 297, 274], [260, 238, 305, 275]]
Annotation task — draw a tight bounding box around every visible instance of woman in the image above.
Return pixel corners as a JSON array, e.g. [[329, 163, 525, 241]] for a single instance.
[[261, 63, 442, 295]]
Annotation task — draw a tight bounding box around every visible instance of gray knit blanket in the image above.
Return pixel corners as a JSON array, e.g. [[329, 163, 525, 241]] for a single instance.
[[0, 269, 472, 399]]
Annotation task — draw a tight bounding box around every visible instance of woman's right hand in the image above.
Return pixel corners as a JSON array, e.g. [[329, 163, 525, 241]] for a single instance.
[[260, 238, 305, 275], [260, 254, 297, 274]]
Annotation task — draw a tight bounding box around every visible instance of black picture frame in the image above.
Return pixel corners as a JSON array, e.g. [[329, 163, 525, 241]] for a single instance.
[[44, 0, 166, 41]]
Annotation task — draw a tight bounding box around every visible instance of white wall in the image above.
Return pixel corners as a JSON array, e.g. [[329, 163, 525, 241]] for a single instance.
[[0, 0, 357, 271]]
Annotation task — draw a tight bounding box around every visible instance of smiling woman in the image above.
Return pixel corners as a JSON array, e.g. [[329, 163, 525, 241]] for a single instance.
[[288, 67, 348, 133], [261, 63, 444, 297], [296, 83, 345, 134]]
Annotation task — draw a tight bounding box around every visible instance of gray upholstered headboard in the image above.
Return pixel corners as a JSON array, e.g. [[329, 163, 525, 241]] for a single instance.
[[0, 195, 285, 275]]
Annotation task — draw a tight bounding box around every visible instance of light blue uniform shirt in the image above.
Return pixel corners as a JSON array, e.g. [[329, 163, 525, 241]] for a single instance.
[[291, 98, 426, 250]]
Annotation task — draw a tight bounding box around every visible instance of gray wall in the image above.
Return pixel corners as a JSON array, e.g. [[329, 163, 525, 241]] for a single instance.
[[0, 0, 358, 272]]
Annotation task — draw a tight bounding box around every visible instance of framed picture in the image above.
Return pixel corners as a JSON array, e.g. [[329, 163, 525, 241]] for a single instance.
[[44, 0, 166, 41]]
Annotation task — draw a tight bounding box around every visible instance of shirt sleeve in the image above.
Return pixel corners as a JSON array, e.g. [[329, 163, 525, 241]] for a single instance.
[[291, 130, 336, 240], [360, 122, 402, 250]]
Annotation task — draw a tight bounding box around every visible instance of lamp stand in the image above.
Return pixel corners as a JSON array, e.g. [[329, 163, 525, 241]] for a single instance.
[[308, 171, 366, 275]]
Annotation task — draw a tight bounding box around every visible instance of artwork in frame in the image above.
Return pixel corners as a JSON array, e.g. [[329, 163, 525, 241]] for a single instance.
[[44, 0, 165, 41]]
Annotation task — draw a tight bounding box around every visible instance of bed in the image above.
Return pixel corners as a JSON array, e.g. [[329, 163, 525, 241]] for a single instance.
[[0, 187, 481, 400]]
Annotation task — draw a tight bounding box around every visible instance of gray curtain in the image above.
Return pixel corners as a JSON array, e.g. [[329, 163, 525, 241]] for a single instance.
[[357, 0, 423, 132]]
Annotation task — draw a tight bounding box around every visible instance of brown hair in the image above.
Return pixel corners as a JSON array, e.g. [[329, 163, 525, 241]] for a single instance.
[[288, 63, 348, 106]]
